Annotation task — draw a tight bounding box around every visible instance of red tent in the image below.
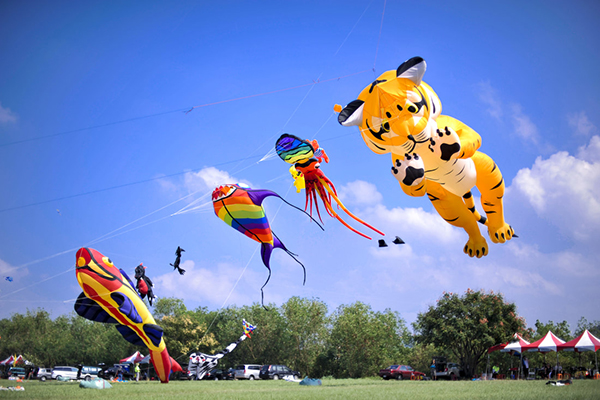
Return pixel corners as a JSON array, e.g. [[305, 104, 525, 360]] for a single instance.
[[557, 329, 600, 352], [523, 331, 565, 353]]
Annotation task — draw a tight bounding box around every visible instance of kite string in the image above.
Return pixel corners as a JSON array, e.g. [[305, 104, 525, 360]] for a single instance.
[[372, 0, 387, 73], [0, 266, 74, 300], [192, 244, 261, 354], [2, 0, 382, 316], [186, 70, 369, 113], [183, 1, 381, 324], [194, 182, 297, 350], [229, 1, 377, 172], [87, 189, 206, 246]]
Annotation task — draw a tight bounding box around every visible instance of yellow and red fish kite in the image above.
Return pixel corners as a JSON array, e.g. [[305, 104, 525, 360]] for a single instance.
[[74, 247, 181, 383]]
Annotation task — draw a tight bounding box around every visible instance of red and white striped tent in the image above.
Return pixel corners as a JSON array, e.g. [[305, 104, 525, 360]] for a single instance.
[[0, 355, 28, 366], [500, 333, 530, 353], [14, 355, 27, 365], [558, 329, 600, 373], [523, 331, 565, 353], [120, 351, 145, 364], [0, 355, 14, 365], [557, 329, 600, 352]]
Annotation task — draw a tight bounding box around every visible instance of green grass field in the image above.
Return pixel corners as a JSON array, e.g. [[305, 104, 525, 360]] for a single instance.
[[1, 378, 598, 399]]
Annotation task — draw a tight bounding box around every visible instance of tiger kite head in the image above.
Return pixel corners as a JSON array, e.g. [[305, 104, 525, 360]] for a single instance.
[[337, 57, 442, 155]]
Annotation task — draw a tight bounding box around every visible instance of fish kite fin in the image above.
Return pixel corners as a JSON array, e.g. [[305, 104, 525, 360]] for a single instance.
[[115, 325, 147, 346], [74, 292, 119, 324]]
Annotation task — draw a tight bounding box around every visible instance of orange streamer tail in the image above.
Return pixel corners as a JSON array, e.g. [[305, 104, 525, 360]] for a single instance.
[[318, 177, 385, 238]]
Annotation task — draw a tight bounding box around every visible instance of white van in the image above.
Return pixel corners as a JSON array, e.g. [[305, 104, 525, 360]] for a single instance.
[[51, 366, 78, 380], [234, 364, 261, 380]]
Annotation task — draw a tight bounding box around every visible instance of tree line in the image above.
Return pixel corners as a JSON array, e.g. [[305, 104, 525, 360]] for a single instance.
[[1, 291, 598, 379]]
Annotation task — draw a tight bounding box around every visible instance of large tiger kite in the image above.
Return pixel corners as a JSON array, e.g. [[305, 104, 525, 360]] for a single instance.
[[336, 56, 515, 257]]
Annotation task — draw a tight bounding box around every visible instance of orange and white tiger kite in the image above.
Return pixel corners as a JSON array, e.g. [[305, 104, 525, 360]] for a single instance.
[[336, 56, 515, 257]]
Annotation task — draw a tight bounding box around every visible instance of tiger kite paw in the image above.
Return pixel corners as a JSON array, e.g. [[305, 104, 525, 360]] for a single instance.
[[463, 235, 488, 258], [391, 153, 425, 186], [488, 223, 515, 244], [428, 126, 461, 162]]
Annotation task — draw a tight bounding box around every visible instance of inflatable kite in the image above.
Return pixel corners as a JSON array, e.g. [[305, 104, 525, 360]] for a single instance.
[[188, 319, 256, 380], [134, 263, 156, 306], [275, 133, 384, 240], [170, 246, 186, 275], [212, 183, 322, 305], [336, 56, 515, 257], [73, 247, 182, 383]]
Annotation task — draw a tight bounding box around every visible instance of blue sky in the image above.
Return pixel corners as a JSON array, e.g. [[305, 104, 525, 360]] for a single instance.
[[1, 0, 599, 336]]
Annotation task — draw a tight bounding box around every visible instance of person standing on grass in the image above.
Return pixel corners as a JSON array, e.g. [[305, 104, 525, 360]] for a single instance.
[[430, 359, 436, 381], [135, 363, 140, 382], [523, 357, 529, 378]]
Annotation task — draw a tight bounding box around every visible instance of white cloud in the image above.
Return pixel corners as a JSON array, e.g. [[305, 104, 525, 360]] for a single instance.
[[157, 167, 252, 214], [0, 103, 17, 124], [336, 180, 459, 245], [370, 204, 459, 244], [568, 111, 597, 137], [184, 166, 248, 193], [511, 135, 600, 241], [0, 258, 17, 276], [510, 103, 540, 144], [577, 135, 600, 163], [476, 81, 503, 120], [475, 82, 541, 144], [155, 259, 258, 306], [338, 180, 383, 205]]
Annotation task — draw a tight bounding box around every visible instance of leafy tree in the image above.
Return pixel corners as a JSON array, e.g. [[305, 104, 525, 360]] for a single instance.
[[159, 314, 218, 361], [235, 303, 290, 365], [281, 297, 328, 376], [152, 298, 218, 362], [576, 317, 600, 337], [413, 289, 526, 378], [533, 319, 571, 341], [325, 302, 409, 378], [407, 343, 443, 376], [152, 297, 188, 320]]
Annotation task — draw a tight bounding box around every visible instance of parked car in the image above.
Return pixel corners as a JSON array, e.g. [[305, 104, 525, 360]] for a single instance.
[[98, 364, 135, 380], [51, 366, 79, 380], [203, 368, 227, 380], [224, 368, 236, 380], [234, 364, 261, 380], [259, 365, 301, 380], [435, 362, 462, 380], [178, 364, 193, 380], [8, 367, 26, 378], [80, 366, 103, 381], [378, 365, 426, 380], [36, 367, 52, 381]]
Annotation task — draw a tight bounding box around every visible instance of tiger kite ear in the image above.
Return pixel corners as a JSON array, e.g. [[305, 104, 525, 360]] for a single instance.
[[396, 56, 426, 86], [337, 99, 364, 127]]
